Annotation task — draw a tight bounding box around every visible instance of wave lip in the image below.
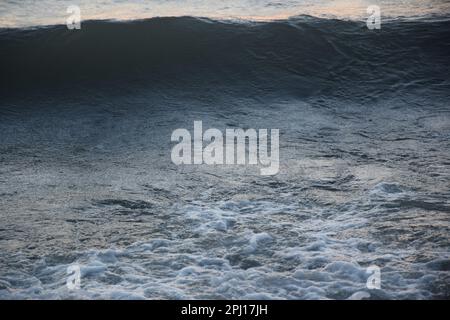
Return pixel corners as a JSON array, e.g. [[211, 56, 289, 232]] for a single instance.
[[2, 0, 450, 28]]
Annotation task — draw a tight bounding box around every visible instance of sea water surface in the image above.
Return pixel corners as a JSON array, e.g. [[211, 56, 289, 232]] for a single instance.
[[0, 1, 449, 299], [1, 0, 450, 27]]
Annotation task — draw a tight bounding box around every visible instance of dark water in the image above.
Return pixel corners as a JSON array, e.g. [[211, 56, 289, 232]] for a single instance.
[[0, 16, 449, 299]]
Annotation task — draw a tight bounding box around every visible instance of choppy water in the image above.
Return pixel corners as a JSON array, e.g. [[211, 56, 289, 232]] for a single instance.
[[1, 0, 450, 27], [0, 3, 449, 300]]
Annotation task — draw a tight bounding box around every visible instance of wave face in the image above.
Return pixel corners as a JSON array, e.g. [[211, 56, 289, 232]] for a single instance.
[[1, 16, 450, 101]]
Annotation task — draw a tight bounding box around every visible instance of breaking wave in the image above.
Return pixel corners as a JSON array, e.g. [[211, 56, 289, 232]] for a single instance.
[[1, 15, 450, 101]]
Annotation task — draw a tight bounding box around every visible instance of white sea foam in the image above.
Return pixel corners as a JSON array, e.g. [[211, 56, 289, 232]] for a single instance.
[[1, 194, 448, 299]]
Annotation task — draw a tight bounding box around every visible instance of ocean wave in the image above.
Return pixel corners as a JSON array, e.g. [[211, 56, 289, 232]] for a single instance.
[[1, 15, 449, 100]]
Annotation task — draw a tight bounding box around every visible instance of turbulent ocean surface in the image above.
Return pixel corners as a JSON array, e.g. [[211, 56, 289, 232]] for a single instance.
[[0, 1, 450, 299]]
